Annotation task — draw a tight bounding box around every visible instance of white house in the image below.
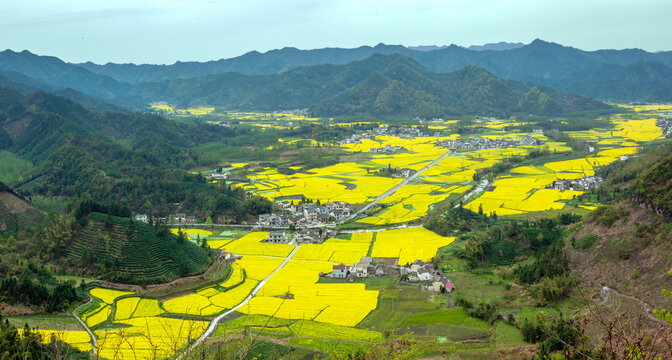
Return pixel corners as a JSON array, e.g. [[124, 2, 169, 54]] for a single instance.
[[332, 264, 348, 278], [266, 231, 287, 243]]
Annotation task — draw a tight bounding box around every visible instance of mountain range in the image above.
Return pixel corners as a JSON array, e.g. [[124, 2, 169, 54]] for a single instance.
[[128, 55, 608, 117], [0, 39, 670, 116]]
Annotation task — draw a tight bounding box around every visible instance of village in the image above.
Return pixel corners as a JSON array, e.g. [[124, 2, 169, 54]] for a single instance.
[[658, 114, 672, 136], [256, 200, 353, 228], [328, 257, 454, 294], [338, 124, 429, 147], [435, 133, 542, 151], [550, 176, 605, 191]]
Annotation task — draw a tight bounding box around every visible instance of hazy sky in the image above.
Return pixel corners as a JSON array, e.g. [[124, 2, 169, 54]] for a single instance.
[[1, 0, 670, 64]]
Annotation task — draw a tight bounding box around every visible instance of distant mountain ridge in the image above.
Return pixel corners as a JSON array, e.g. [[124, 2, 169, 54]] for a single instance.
[[1, 39, 671, 106], [407, 45, 449, 52], [67, 39, 672, 104], [467, 42, 525, 51], [129, 54, 608, 117]]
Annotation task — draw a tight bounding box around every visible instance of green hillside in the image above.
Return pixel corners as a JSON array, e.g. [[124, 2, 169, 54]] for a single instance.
[[132, 54, 609, 118], [66, 212, 210, 284], [566, 141, 672, 310], [0, 182, 44, 236], [0, 88, 273, 220]]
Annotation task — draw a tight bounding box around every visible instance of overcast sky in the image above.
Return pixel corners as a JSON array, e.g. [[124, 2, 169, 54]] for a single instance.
[[1, 0, 670, 65]]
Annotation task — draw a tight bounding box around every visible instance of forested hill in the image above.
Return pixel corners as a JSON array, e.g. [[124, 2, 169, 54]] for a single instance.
[[71, 40, 672, 86], [0, 88, 272, 219], [132, 54, 609, 117]]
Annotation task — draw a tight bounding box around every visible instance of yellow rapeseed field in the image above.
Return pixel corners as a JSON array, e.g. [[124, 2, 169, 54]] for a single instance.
[[239, 260, 379, 327], [18, 329, 92, 352], [84, 304, 111, 328], [162, 293, 211, 316], [96, 317, 208, 359], [220, 263, 244, 287], [115, 297, 141, 320], [90, 288, 134, 304], [133, 299, 165, 318], [224, 232, 293, 257], [294, 237, 370, 264], [371, 227, 455, 265]]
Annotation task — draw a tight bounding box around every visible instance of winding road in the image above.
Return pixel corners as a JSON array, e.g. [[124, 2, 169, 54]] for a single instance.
[[72, 300, 97, 356], [179, 245, 300, 359]]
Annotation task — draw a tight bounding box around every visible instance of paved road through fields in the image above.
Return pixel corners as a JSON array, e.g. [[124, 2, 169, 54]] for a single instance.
[[179, 245, 299, 358], [72, 300, 97, 356], [341, 149, 453, 223]]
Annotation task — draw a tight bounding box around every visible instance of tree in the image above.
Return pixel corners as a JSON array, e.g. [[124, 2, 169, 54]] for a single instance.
[[478, 203, 483, 216], [654, 268, 672, 324]]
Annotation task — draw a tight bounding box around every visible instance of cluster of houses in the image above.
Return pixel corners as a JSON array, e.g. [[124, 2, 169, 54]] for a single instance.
[[328, 258, 453, 294], [436, 134, 542, 150], [391, 168, 416, 179], [272, 109, 309, 117], [551, 176, 605, 191], [208, 172, 228, 180], [339, 125, 428, 147], [372, 125, 426, 138], [257, 201, 353, 227], [133, 213, 198, 224], [376, 167, 416, 179], [400, 260, 454, 293], [263, 229, 337, 245], [337, 133, 376, 145], [658, 115, 672, 136], [370, 144, 405, 154], [330, 257, 386, 279]]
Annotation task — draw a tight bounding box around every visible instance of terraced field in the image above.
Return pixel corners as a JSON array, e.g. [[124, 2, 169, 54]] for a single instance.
[[66, 212, 209, 283], [0, 190, 44, 235]]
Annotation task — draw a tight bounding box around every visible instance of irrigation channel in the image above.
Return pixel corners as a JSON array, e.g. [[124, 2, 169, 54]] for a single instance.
[[178, 245, 300, 358]]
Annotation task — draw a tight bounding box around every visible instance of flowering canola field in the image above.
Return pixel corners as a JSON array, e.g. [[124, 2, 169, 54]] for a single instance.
[[371, 227, 456, 265], [18, 329, 93, 352], [33, 109, 670, 357]]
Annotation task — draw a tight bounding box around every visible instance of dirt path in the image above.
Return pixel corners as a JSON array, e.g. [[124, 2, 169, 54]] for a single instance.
[[600, 285, 667, 325]]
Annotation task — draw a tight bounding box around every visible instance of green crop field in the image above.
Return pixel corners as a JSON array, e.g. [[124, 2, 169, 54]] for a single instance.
[[358, 285, 440, 331], [217, 315, 382, 343]]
